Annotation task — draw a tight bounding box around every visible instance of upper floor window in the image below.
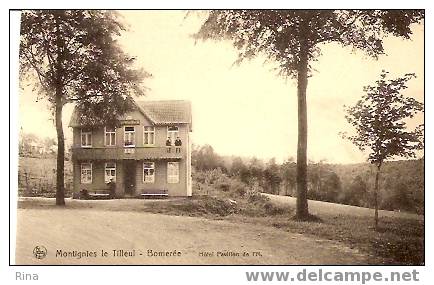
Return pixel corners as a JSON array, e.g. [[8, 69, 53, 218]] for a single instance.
[[105, 127, 116, 146], [143, 162, 155, 183], [167, 126, 179, 146], [167, 162, 179, 184], [81, 130, 92, 147], [143, 126, 155, 146], [105, 162, 116, 183], [124, 126, 135, 147], [81, 163, 92, 184]]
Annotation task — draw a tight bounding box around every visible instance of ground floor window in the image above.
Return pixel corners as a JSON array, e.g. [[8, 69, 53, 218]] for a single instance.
[[105, 162, 116, 183], [167, 162, 179, 183], [81, 163, 92, 184], [143, 162, 155, 183]]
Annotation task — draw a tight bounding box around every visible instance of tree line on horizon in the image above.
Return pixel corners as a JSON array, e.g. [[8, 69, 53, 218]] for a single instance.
[[192, 144, 424, 214]]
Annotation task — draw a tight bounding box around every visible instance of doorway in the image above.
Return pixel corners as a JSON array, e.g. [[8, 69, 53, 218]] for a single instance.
[[124, 161, 136, 195]]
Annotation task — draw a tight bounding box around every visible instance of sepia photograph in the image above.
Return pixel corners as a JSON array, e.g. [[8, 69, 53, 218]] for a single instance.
[[12, 9, 424, 267]]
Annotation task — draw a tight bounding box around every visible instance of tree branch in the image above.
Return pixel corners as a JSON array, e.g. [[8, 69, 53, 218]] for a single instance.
[[40, 31, 57, 84], [313, 11, 363, 45], [22, 49, 51, 93], [67, 93, 104, 102]]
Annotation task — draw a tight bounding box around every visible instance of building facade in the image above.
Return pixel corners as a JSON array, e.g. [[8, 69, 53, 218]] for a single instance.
[[69, 100, 192, 197]]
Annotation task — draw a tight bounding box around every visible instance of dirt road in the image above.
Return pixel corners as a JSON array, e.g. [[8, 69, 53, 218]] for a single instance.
[[15, 207, 375, 265]]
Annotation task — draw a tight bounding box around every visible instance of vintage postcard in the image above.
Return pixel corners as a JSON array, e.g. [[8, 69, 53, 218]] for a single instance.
[[13, 9, 424, 267]]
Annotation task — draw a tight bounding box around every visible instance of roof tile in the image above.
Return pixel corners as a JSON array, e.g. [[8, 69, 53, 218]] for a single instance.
[[69, 99, 192, 130]]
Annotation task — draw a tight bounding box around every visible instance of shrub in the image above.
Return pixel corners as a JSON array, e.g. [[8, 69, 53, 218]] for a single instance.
[[215, 175, 231, 192], [229, 180, 248, 197], [247, 190, 269, 203], [174, 196, 237, 217], [205, 168, 225, 184], [203, 196, 238, 216], [264, 202, 288, 215]]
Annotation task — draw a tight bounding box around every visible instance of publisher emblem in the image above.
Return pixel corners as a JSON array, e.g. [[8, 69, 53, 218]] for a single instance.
[[33, 246, 47, 259]]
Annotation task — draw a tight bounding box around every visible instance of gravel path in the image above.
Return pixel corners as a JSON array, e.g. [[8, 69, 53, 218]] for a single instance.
[[15, 207, 375, 265]]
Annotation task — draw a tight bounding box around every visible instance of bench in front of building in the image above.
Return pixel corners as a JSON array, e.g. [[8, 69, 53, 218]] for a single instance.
[[141, 189, 168, 199], [79, 189, 112, 199]]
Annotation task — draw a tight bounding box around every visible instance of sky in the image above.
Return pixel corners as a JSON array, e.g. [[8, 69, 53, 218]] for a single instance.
[[18, 11, 424, 164]]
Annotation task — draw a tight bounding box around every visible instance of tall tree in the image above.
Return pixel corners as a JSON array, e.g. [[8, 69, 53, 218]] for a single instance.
[[230, 156, 250, 183], [248, 157, 264, 187], [20, 10, 149, 205], [194, 10, 424, 220], [343, 175, 368, 207], [343, 70, 423, 229], [263, 158, 282, 194], [281, 159, 296, 196], [192, 144, 224, 171]]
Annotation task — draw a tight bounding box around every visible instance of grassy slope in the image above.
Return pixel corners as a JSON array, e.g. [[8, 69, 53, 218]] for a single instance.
[[231, 209, 424, 265]]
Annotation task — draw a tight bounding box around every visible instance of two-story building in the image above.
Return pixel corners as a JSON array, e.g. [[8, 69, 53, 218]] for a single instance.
[[69, 100, 192, 197]]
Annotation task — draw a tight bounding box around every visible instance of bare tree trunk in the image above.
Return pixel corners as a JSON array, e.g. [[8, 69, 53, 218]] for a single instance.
[[55, 93, 65, 206], [54, 13, 65, 206], [374, 163, 381, 230], [295, 32, 310, 220]]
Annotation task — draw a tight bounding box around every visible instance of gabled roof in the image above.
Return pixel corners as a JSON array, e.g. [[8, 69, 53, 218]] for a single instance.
[[135, 100, 192, 128], [69, 100, 192, 131], [68, 108, 81, 128]]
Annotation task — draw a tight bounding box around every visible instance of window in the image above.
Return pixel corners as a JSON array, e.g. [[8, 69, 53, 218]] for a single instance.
[[124, 126, 135, 147], [167, 126, 179, 146], [81, 130, 92, 147], [105, 127, 116, 146], [81, 163, 92, 184], [167, 162, 179, 183], [105, 162, 116, 183], [143, 162, 155, 183], [143, 126, 155, 145]]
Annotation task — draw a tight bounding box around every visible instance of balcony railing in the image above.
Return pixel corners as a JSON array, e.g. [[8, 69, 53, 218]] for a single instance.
[[71, 146, 184, 161]]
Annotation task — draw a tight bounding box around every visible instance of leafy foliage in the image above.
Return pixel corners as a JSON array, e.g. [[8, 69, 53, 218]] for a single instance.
[[263, 158, 282, 195], [281, 160, 296, 196], [20, 10, 150, 125], [230, 157, 250, 184], [343, 70, 424, 165], [340, 175, 369, 207], [195, 10, 424, 78], [192, 144, 225, 171]]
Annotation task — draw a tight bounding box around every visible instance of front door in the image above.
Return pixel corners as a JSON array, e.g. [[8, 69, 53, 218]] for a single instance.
[[124, 161, 136, 195]]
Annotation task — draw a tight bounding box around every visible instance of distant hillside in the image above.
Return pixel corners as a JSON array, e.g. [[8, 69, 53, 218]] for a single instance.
[[192, 144, 424, 214], [325, 158, 424, 214], [330, 159, 424, 191]]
